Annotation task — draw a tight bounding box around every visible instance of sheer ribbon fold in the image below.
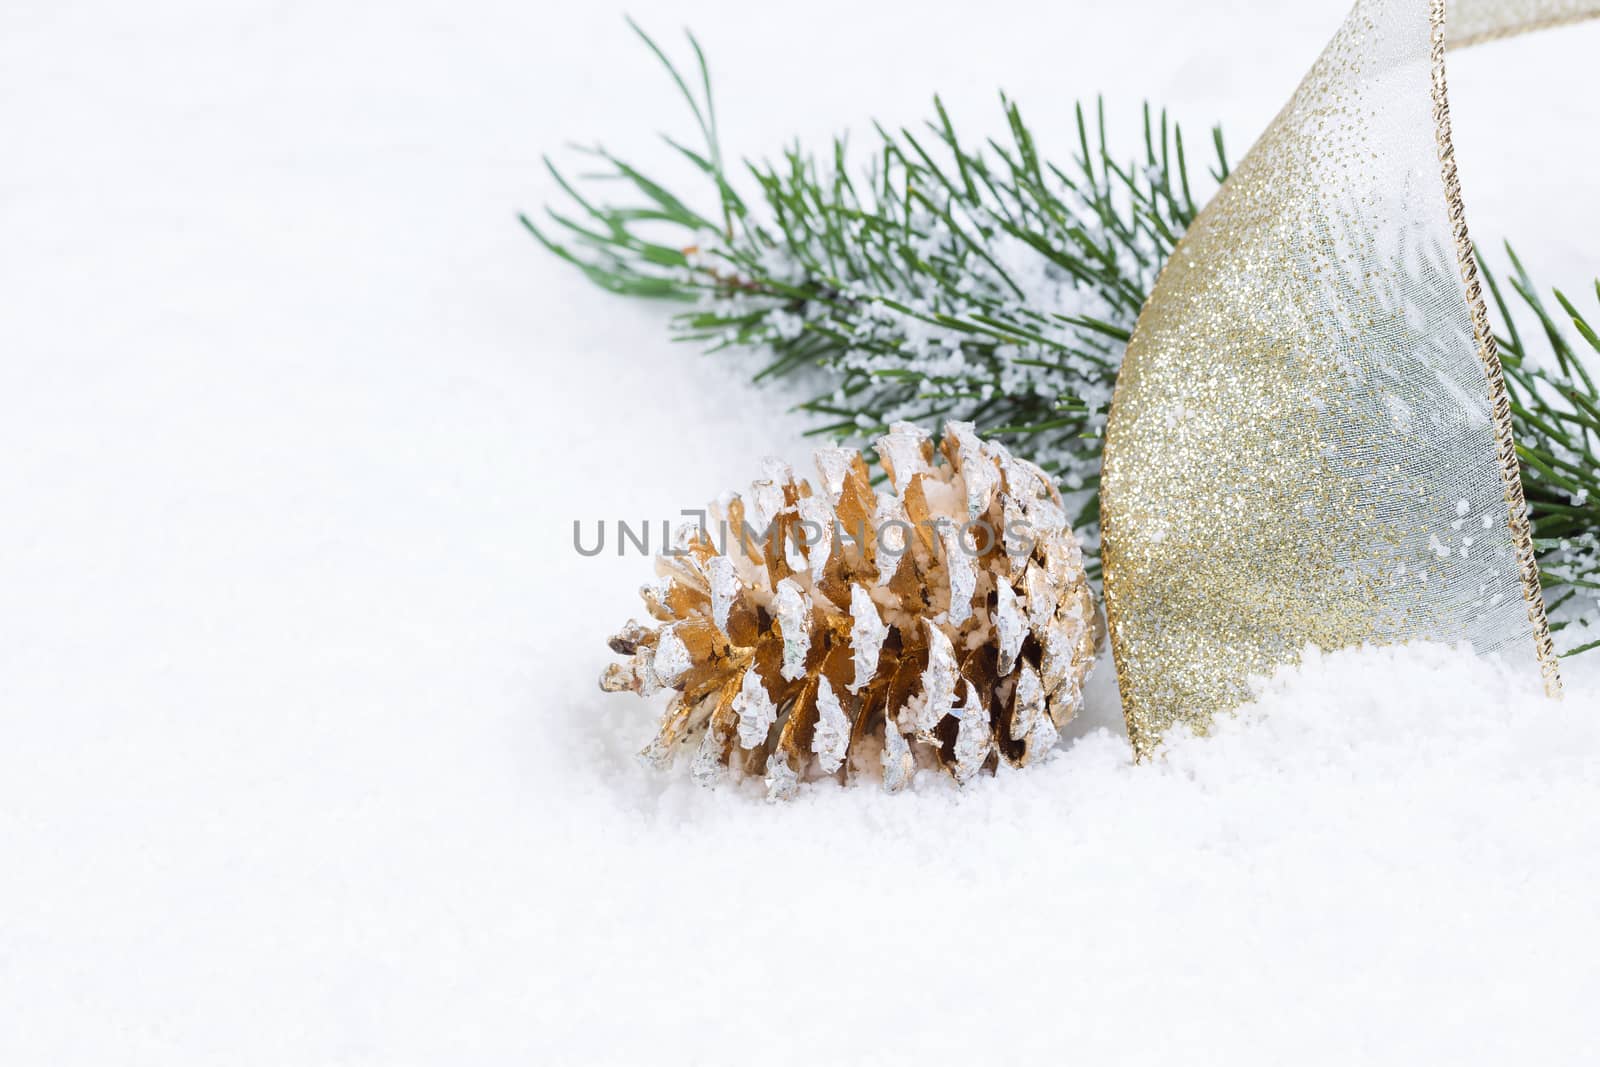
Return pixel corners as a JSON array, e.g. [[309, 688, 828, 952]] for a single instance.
[[1101, 0, 1598, 756]]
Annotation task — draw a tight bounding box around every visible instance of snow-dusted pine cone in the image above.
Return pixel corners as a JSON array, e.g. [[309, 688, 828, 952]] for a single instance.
[[600, 421, 1098, 798]]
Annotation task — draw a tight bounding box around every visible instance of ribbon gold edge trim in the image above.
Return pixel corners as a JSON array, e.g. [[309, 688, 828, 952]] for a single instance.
[[1430, 0, 1562, 697], [1452, 8, 1600, 48]]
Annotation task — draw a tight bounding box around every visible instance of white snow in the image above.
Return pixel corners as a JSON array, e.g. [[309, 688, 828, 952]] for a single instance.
[[3, 1, 1599, 1064]]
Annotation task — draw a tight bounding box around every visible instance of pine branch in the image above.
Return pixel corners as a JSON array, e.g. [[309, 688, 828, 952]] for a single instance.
[[1485, 255, 1600, 653], [525, 24, 1600, 651]]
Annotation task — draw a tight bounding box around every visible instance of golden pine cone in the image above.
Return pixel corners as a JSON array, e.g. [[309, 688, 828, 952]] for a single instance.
[[600, 420, 1099, 798]]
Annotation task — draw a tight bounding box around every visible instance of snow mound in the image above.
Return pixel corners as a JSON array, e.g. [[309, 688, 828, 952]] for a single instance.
[[544, 643, 1599, 1064]]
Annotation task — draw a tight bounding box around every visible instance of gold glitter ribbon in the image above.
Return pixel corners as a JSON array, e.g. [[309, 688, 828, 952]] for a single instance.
[[1101, 0, 1599, 758]]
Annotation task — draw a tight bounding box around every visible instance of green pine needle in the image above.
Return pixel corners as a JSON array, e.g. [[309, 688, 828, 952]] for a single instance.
[[527, 23, 1600, 653]]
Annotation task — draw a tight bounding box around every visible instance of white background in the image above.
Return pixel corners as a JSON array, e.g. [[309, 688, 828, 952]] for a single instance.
[[4, 1, 1599, 1063]]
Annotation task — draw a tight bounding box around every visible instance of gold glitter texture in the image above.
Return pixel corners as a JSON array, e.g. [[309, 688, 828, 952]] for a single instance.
[[1100, 0, 1596, 758]]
